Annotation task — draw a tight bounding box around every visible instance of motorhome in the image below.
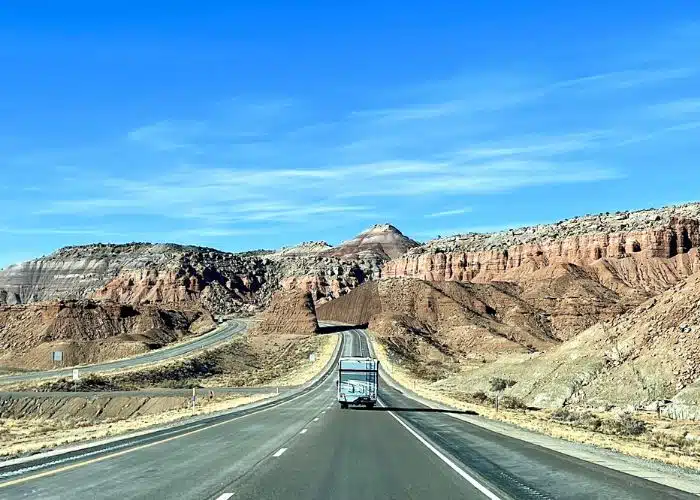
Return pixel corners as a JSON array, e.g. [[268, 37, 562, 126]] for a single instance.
[[337, 357, 379, 409]]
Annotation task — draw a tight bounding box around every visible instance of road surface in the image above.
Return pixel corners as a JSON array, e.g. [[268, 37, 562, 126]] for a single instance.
[[0, 329, 696, 499], [0, 320, 246, 385]]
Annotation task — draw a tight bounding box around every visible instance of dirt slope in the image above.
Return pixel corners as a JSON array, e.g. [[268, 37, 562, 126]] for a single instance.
[[318, 278, 557, 364], [434, 271, 700, 417], [0, 300, 215, 370], [252, 288, 319, 336]]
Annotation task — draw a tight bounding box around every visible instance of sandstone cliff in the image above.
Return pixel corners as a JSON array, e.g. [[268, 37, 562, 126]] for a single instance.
[[384, 204, 700, 288]]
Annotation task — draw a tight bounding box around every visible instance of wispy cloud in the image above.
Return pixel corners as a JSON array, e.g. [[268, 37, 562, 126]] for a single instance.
[[426, 208, 473, 218], [649, 98, 700, 118]]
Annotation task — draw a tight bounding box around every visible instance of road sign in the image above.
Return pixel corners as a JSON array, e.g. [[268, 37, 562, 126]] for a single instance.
[[51, 351, 63, 362], [72, 368, 80, 381]]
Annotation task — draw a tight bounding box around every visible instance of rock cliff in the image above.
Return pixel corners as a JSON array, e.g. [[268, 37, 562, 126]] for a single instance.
[[385, 204, 700, 287], [0, 235, 387, 314], [383, 204, 700, 337]]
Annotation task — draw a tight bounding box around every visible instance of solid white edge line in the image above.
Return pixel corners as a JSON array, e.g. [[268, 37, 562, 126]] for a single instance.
[[273, 448, 288, 457], [378, 399, 502, 500], [215, 493, 234, 500]]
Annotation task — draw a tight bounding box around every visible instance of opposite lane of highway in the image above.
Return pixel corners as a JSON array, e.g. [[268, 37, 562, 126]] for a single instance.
[[0, 320, 247, 384]]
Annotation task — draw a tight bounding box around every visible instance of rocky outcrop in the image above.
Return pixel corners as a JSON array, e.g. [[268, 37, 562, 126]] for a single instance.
[[0, 300, 215, 369], [384, 205, 700, 288], [325, 223, 419, 260], [252, 288, 318, 336], [0, 242, 382, 314]]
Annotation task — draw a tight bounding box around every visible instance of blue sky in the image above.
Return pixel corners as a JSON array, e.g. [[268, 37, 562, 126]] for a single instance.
[[2, 2, 700, 268]]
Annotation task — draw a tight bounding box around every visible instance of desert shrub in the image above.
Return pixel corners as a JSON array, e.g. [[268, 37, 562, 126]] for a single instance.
[[550, 408, 602, 431], [604, 413, 647, 436], [500, 396, 527, 410], [489, 377, 516, 392], [470, 390, 490, 404], [551, 408, 576, 422], [648, 432, 688, 450]]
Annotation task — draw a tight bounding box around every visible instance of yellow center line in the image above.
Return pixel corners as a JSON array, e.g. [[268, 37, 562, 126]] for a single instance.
[[0, 416, 234, 489]]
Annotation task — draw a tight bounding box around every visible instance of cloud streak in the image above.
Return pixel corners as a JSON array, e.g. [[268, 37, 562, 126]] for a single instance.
[[426, 208, 473, 218]]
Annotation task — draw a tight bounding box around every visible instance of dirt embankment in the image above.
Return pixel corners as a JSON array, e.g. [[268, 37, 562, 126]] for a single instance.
[[428, 271, 700, 418], [251, 288, 319, 336], [318, 278, 557, 368], [369, 335, 700, 471], [0, 300, 215, 370]]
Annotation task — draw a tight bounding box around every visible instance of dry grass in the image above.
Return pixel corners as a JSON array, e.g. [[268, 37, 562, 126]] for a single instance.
[[9, 332, 338, 392], [203, 333, 339, 388], [0, 393, 271, 459], [370, 334, 700, 471]]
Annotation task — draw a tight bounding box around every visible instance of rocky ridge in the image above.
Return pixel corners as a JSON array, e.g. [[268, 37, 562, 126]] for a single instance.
[[0, 226, 399, 314], [384, 204, 700, 316]]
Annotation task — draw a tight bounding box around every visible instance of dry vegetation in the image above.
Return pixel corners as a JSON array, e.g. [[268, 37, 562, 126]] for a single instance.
[[370, 334, 700, 470], [13, 333, 338, 392], [0, 393, 271, 459]]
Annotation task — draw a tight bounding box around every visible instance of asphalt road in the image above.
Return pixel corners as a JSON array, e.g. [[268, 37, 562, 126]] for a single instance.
[[0, 329, 696, 499], [0, 320, 246, 385]]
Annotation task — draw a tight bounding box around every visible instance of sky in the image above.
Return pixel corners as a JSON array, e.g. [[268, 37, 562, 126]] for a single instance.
[[2, 2, 700, 268]]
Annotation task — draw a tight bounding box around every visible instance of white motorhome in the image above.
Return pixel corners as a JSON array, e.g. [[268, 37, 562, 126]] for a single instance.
[[337, 357, 379, 409]]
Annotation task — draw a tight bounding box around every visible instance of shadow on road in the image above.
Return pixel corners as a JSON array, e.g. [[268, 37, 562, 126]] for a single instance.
[[317, 324, 368, 334], [350, 406, 478, 415]]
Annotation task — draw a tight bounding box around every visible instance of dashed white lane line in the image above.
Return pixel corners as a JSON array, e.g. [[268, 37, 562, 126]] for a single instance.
[[313, 417, 320, 422], [378, 398, 502, 500], [300, 429, 308, 434], [215, 494, 234, 500], [273, 448, 288, 457], [321, 410, 326, 414]]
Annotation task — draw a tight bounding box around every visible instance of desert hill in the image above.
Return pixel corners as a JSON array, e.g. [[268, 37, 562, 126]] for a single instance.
[[0, 300, 214, 370], [430, 270, 700, 418]]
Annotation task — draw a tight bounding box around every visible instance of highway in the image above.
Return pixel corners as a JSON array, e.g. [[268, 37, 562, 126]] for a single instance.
[[0, 320, 247, 385], [0, 329, 697, 499]]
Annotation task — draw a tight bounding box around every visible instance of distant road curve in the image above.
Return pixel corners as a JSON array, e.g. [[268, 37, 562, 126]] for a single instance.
[[0, 320, 248, 385]]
